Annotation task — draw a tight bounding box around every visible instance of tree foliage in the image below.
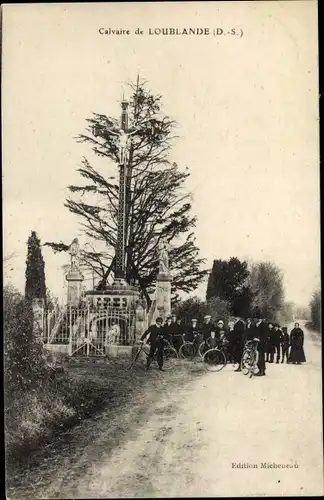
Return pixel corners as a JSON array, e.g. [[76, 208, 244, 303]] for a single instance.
[[206, 296, 232, 324], [277, 301, 294, 325], [310, 289, 321, 331], [45, 79, 208, 304], [248, 261, 284, 321], [173, 296, 209, 325], [206, 257, 252, 317], [4, 285, 51, 393], [4, 285, 72, 456], [25, 231, 46, 304], [294, 304, 310, 321], [173, 295, 232, 327]]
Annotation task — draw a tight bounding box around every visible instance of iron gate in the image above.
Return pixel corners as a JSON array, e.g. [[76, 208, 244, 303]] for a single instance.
[[46, 305, 136, 356]]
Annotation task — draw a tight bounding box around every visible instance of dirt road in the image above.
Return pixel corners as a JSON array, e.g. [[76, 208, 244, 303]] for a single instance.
[[7, 322, 323, 498]]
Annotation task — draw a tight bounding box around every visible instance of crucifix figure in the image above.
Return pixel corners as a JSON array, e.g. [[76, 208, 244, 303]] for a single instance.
[[96, 99, 140, 166], [105, 126, 139, 165], [93, 98, 155, 166]]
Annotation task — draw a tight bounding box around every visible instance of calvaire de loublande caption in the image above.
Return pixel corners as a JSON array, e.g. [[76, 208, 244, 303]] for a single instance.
[[98, 27, 243, 37]]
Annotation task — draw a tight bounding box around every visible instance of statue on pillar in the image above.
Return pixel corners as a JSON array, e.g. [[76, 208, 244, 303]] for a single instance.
[[68, 238, 81, 271], [158, 238, 170, 274]]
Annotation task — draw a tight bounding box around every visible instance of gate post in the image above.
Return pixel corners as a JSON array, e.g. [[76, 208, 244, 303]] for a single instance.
[[68, 306, 73, 356]]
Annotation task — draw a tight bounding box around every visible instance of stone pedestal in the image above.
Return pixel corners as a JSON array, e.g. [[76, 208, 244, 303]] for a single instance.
[[135, 297, 148, 341], [84, 281, 141, 346], [66, 270, 84, 307], [153, 271, 172, 323]]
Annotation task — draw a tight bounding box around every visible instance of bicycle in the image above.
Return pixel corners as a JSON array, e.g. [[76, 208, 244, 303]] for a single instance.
[[168, 333, 186, 356], [198, 338, 212, 358], [179, 335, 214, 360], [240, 338, 260, 378], [129, 338, 178, 370], [202, 341, 227, 372], [164, 339, 179, 360], [179, 334, 202, 360]]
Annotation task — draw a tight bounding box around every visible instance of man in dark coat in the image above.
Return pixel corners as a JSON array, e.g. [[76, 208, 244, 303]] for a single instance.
[[288, 322, 306, 364], [252, 318, 268, 376], [226, 319, 236, 364], [201, 315, 216, 341], [140, 317, 169, 371], [185, 318, 200, 342], [265, 322, 274, 362], [270, 324, 282, 364], [232, 318, 245, 372], [281, 326, 290, 363], [244, 318, 254, 342], [164, 313, 183, 352], [200, 315, 217, 354]]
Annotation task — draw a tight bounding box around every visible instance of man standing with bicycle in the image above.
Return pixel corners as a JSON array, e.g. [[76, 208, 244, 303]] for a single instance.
[[140, 317, 169, 371], [185, 318, 200, 343], [202, 315, 217, 348], [253, 317, 268, 376], [232, 317, 246, 372]]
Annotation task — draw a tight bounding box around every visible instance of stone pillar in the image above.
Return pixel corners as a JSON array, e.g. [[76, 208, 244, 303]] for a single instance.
[[155, 271, 172, 322], [66, 270, 84, 307], [135, 297, 148, 341], [32, 298, 45, 342]]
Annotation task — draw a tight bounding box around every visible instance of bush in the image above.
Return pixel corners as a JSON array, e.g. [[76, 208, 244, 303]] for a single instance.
[[310, 289, 321, 331], [4, 285, 74, 456]]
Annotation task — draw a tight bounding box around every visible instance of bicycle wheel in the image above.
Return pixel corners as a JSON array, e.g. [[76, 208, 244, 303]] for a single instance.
[[179, 342, 195, 360], [129, 347, 141, 369], [250, 351, 260, 376], [241, 350, 252, 375], [164, 345, 179, 365], [203, 348, 226, 372], [199, 340, 210, 358]]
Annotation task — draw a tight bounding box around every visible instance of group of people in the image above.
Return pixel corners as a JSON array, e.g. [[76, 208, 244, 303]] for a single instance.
[[140, 313, 307, 374]]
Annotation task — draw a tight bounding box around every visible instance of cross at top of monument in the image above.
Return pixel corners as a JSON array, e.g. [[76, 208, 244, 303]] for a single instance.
[[101, 99, 139, 166]]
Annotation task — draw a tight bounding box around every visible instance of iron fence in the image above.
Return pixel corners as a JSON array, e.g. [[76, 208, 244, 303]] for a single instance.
[[45, 305, 136, 356]]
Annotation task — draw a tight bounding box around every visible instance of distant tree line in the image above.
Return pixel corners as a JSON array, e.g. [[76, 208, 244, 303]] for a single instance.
[[175, 257, 294, 325], [309, 289, 321, 331]]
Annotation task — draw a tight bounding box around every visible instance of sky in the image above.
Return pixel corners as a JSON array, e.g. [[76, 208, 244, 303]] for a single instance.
[[2, 1, 320, 306]]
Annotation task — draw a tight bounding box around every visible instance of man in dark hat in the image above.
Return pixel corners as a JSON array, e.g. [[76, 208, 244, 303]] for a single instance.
[[281, 326, 290, 363], [252, 317, 268, 376], [185, 318, 200, 342], [164, 314, 172, 330], [202, 315, 216, 340], [232, 317, 246, 371], [244, 317, 254, 342], [271, 324, 282, 364], [140, 317, 168, 371], [165, 313, 184, 352]]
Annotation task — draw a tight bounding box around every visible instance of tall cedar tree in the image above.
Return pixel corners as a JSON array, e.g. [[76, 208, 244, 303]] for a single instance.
[[45, 79, 208, 305], [25, 231, 46, 304], [206, 257, 252, 317]]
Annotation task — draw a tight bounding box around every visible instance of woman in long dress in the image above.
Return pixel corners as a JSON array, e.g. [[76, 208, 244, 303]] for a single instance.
[[288, 322, 306, 364]]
